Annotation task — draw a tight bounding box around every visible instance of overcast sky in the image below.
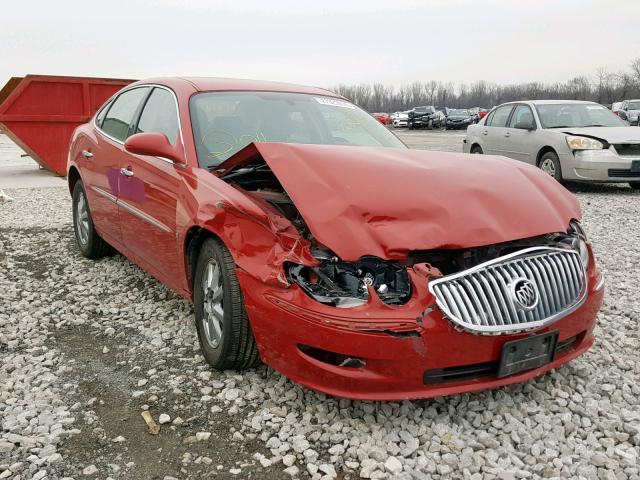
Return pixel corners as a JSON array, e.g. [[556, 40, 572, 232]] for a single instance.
[[1, 0, 639, 90]]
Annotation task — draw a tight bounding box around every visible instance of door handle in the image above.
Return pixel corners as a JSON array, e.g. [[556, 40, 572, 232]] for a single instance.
[[482, 130, 488, 136], [82, 150, 93, 159], [120, 167, 134, 177], [504, 132, 511, 137]]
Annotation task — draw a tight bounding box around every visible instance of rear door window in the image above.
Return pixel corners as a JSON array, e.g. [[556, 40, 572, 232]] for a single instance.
[[101, 87, 150, 142], [487, 105, 514, 127], [136, 87, 180, 145]]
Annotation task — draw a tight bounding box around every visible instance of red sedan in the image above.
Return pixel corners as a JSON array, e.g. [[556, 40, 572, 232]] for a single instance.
[[67, 77, 604, 400]]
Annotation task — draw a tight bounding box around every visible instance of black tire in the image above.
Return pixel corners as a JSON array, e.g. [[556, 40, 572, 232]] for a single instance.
[[629, 182, 640, 190], [194, 237, 260, 370], [537, 150, 563, 182], [72, 181, 112, 258], [470, 145, 483, 154], [407, 122, 413, 130]]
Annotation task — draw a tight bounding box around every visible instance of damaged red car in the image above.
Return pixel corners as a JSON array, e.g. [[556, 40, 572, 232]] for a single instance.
[[65, 77, 604, 400]]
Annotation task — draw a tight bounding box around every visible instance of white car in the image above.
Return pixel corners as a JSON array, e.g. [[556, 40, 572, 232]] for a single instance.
[[463, 100, 640, 188], [392, 111, 409, 127]]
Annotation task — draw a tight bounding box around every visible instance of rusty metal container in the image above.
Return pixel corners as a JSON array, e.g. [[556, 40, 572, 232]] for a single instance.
[[0, 75, 133, 176]]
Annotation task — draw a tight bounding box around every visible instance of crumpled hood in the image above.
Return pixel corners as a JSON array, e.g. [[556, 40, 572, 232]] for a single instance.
[[218, 143, 581, 261], [561, 126, 640, 144]]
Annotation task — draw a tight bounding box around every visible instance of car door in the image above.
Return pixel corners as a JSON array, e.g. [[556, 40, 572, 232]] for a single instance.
[[481, 104, 515, 156], [502, 104, 538, 165], [85, 87, 151, 248], [117, 86, 185, 287]]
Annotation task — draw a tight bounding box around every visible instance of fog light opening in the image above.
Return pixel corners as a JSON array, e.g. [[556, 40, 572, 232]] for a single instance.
[[298, 344, 366, 369]]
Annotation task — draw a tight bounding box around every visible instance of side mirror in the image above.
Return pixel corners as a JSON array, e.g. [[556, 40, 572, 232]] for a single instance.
[[125, 132, 182, 163], [514, 121, 536, 131]]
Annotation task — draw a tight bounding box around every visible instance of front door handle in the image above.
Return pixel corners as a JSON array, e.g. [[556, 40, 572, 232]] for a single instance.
[[120, 167, 134, 177], [482, 130, 488, 136], [504, 132, 511, 137], [82, 150, 93, 159]]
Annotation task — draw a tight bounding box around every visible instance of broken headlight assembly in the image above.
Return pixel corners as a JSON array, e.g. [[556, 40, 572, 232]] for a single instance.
[[567, 220, 590, 267], [287, 257, 412, 308]]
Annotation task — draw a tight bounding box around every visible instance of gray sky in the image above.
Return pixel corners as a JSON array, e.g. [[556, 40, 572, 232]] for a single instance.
[[1, 0, 639, 90]]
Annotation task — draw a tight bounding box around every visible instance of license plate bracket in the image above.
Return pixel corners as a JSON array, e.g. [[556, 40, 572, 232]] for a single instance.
[[498, 331, 558, 378]]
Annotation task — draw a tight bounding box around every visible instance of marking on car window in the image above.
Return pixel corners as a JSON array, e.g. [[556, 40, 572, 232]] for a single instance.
[[201, 130, 267, 159], [314, 97, 355, 109]]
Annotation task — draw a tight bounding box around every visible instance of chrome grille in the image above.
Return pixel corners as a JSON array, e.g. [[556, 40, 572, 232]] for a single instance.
[[428, 247, 587, 334]]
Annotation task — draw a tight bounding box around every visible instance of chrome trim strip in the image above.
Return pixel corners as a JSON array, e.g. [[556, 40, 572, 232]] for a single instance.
[[594, 274, 605, 291], [117, 199, 171, 234], [89, 185, 117, 203], [428, 246, 588, 334]]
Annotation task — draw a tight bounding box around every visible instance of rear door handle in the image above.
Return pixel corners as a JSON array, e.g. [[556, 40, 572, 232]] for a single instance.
[[504, 132, 511, 137], [120, 167, 134, 177], [82, 150, 93, 159]]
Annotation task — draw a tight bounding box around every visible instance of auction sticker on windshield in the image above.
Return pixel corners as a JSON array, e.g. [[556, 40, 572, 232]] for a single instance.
[[314, 97, 355, 109]]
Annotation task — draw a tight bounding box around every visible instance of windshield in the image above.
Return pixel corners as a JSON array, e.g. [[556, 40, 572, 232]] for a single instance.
[[535, 103, 625, 128], [628, 101, 640, 110], [449, 109, 469, 116], [189, 91, 405, 166]]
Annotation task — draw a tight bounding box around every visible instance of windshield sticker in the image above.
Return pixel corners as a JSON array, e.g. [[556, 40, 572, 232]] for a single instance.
[[314, 97, 355, 109], [586, 105, 604, 110]]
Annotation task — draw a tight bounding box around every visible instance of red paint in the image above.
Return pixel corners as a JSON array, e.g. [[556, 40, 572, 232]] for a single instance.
[[0, 75, 133, 175], [9, 75, 603, 399], [372, 112, 392, 125]]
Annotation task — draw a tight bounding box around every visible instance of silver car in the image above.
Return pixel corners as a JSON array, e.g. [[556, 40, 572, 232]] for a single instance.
[[618, 99, 640, 126], [463, 100, 640, 189]]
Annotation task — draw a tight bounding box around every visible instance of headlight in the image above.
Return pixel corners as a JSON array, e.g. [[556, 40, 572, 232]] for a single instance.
[[568, 220, 589, 267], [566, 135, 603, 150], [287, 257, 411, 308]]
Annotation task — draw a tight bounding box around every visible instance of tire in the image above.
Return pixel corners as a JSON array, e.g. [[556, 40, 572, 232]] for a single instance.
[[629, 182, 640, 190], [537, 150, 563, 182], [470, 145, 483, 154], [72, 180, 112, 258], [427, 119, 433, 130], [194, 237, 260, 370], [407, 122, 413, 130]]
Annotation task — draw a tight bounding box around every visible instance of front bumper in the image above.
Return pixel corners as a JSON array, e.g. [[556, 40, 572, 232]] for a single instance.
[[238, 265, 604, 401], [560, 148, 640, 182]]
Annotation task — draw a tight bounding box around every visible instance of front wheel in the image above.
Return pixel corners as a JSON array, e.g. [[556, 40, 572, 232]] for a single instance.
[[72, 181, 112, 258], [538, 151, 563, 182], [194, 237, 260, 370], [630, 182, 640, 190]]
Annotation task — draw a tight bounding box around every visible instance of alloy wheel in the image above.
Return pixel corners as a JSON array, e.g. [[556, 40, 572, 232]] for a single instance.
[[75, 191, 90, 246], [201, 259, 224, 348], [540, 158, 556, 177]]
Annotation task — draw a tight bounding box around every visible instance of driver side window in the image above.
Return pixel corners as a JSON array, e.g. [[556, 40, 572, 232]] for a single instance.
[[487, 105, 514, 127], [508, 105, 535, 128]]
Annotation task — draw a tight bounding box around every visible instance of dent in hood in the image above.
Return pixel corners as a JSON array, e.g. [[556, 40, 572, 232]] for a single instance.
[[215, 143, 581, 261], [561, 126, 640, 144]]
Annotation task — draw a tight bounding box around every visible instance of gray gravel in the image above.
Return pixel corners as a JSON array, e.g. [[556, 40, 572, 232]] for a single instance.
[[1, 132, 639, 479]]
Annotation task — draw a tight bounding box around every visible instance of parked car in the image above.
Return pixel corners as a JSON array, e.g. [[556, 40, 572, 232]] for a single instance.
[[478, 109, 489, 120], [611, 101, 623, 116], [372, 112, 392, 125], [445, 109, 474, 129], [407, 105, 443, 130], [618, 99, 640, 126], [63, 78, 603, 400], [392, 111, 409, 127], [464, 100, 640, 188]]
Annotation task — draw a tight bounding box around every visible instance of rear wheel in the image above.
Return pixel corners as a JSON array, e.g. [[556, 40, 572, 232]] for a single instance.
[[72, 181, 112, 258], [538, 151, 563, 182], [470, 145, 483, 154], [630, 182, 640, 190], [194, 237, 260, 370]]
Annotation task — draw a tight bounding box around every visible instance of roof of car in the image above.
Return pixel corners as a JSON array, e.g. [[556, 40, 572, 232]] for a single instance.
[[130, 76, 339, 98], [511, 100, 599, 106]]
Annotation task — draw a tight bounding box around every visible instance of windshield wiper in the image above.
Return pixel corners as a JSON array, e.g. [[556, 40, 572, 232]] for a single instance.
[[546, 125, 570, 129], [580, 124, 608, 127]]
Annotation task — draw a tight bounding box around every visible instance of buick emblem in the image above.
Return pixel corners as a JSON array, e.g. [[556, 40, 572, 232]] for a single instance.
[[510, 278, 539, 311]]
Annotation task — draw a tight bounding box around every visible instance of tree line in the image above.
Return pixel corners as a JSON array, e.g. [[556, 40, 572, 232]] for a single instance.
[[331, 58, 640, 113]]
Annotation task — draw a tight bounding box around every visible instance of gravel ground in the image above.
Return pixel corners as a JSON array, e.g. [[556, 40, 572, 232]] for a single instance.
[[1, 131, 639, 480]]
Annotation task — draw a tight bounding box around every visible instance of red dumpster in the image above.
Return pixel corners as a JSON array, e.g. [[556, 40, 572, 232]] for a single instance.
[[0, 75, 134, 176]]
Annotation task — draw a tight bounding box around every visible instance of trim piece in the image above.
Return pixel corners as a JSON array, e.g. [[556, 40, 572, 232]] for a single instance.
[[117, 198, 171, 233], [89, 185, 117, 203]]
